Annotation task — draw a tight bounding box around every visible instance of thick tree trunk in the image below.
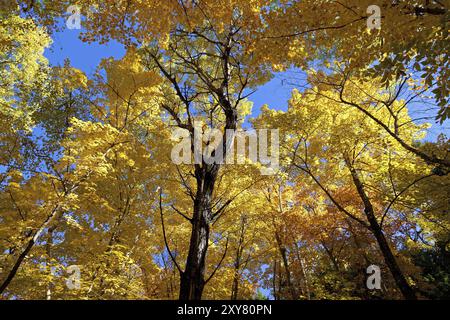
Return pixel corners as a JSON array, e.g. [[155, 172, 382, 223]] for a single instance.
[[365, 211, 417, 300], [179, 171, 215, 300], [178, 95, 236, 300], [178, 212, 210, 299], [345, 158, 417, 300]]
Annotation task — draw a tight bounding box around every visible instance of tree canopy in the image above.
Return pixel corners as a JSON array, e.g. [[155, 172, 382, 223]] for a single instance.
[[0, 0, 449, 300]]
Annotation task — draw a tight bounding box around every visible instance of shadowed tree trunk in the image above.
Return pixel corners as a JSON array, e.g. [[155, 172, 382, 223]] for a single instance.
[[174, 90, 238, 300], [143, 11, 249, 300], [179, 173, 215, 300], [275, 233, 299, 299], [231, 215, 248, 300], [177, 101, 237, 300], [0, 205, 62, 294], [269, 186, 299, 300], [344, 157, 417, 300]]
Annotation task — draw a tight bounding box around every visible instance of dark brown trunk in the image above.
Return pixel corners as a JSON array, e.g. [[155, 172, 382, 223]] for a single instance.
[[178, 95, 237, 300], [178, 212, 210, 299], [365, 211, 417, 299], [0, 235, 36, 294], [230, 255, 241, 300], [179, 170, 215, 300], [0, 205, 61, 294], [345, 158, 417, 300], [269, 187, 298, 300]]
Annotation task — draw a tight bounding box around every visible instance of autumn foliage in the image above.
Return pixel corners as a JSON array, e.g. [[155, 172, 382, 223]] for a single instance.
[[0, 1, 449, 300]]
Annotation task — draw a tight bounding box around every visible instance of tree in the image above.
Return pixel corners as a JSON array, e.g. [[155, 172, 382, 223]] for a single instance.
[[63, 0, 274, 300], [255, 84, 447, 299], [1, 0, 449, 301], [260, 0, 449, 121]]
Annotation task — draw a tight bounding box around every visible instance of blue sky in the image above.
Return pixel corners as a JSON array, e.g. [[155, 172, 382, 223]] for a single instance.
[[44, 28, 293, 117], [44, 28, 287, 299], [44, 28, 448, 141], [38, 17, 447, 301]]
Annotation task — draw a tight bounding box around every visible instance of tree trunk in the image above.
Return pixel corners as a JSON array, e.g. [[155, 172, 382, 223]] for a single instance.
[[275, 234, 298, 299], [345, 158, 417, 300], [178, 95, 236, 300], [365, 210, 417, 300], [0, 205, 62, 294], [230, 267, 240, 300], [179, 170, 215, 300], [269, 186, 298, 300], [293, 241, 310, 300], [231, 216, 247, 300], [230, 247, 242, 300]]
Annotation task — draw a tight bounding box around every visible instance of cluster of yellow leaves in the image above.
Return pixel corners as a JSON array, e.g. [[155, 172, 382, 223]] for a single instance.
[[1, 1, 449, 300]]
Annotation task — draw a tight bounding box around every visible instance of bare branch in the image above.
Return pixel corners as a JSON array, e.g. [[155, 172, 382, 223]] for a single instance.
[[158, 188, 183, 275]]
